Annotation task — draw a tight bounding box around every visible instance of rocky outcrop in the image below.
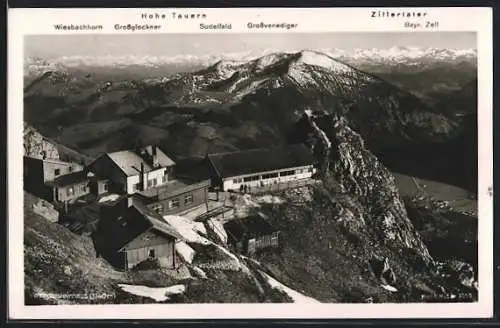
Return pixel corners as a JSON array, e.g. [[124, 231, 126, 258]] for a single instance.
[[370, 256, 397, 285], [32, 198, 59, 223], [297, 112, 433, 266], [303, 110, 331, 177], [438, 260, 477, 290], [23, 123, 59, 160]]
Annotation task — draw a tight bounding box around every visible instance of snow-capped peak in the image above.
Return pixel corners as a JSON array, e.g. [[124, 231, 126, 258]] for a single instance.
[[294, 50, 353, 74], [254, 53, 292, 69], [24, 46, 476, 78], [211, 59, 250, 78], [330, 46, 477, 66]]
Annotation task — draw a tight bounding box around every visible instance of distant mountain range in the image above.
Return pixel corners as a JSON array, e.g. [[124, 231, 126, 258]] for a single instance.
[[25, 47, 477, 76], [337, 47, 476, 71], [24, 47, 477, 107], [24, 50, 466, 157]]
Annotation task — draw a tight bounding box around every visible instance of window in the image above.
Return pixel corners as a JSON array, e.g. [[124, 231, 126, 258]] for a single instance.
[[81, 185, 87, 192], [153, 178, 157, 186], [271, 231, 280, 243], [148, 249, 155, 258], [147, 180, 153, 188], [185, 194, 194, 205], [133, 183, 141, 191], [162, 175, 167, 184], [68, 166, 73, 172], [243, 175, 260, 182], [67, 187, 74, 196], [54, 169, 60, 176], [262, 173, 279, 180], [232, 178, 243, 184], [169, 198, 180, 209], [103, 183, 108, 191], [279, 170, 295, 177], [151, 203, 163, 214]]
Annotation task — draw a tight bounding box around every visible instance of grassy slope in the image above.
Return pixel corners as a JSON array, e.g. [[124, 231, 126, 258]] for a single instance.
[[179, 269, 292, 303], [24, 192, 123, 304]]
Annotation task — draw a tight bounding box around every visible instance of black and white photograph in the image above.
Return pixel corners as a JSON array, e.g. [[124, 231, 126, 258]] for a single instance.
[[21, 31, 480, 306]]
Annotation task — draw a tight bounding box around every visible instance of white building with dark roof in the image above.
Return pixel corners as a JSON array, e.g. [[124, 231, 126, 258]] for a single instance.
[[88, 145, 176, 194], [206, 144, 317, 192]]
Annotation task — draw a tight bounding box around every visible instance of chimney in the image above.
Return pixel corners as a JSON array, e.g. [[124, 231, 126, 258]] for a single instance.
[[141, 162, 148, 191], [152, 146, 159, 168]]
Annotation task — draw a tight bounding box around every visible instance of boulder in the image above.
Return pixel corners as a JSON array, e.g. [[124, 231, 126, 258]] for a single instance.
[[443, 260, 476, 289], [32, 199, 59, 223], [370, 256, 397, 286]]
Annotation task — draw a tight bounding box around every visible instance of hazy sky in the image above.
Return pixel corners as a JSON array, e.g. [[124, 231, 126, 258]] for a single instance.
[[25, 32, 476, 58]]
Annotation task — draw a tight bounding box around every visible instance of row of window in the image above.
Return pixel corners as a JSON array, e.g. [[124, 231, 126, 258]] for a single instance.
[[66, 184, 87, 197], [151, 194, 194, 213], [232, 167, 313, 184], [132, 175, 168, 191], [65, 182, 108, 197], [54, 166, 74, 177]]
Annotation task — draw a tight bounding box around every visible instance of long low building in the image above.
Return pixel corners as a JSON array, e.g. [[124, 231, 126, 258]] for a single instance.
[[135, 178, 211, 216], [206, 144, 317, 192]]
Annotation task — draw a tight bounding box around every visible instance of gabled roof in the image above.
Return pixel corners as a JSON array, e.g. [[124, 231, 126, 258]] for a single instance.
[[99, 196, 183, 253], [128, 197, 183, 241], [207, 144, 316, 179], [141, 145, 175, 167], [106, 151, 152, 177], [173, 156, 213, 182], [104, 145, 175, 177], [47, 171, 89, 187], [24, 156, 84, 168], [224, 212, 279, 241]]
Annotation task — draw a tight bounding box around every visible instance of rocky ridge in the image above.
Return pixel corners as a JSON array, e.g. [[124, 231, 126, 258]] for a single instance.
[[297, 111, 433, 265], [23, 123, 60, 160]]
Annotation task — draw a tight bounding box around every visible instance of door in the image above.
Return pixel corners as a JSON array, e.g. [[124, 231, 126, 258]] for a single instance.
[[247, 238, 256, 255]]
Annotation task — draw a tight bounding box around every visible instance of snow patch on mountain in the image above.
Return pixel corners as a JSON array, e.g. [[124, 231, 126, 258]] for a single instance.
[[259, 270, 320, 303], [212, 60, 250, 79], [117, 284, 185, 302], [255, 53, 290, 69], [295, 50, 353, 74]]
